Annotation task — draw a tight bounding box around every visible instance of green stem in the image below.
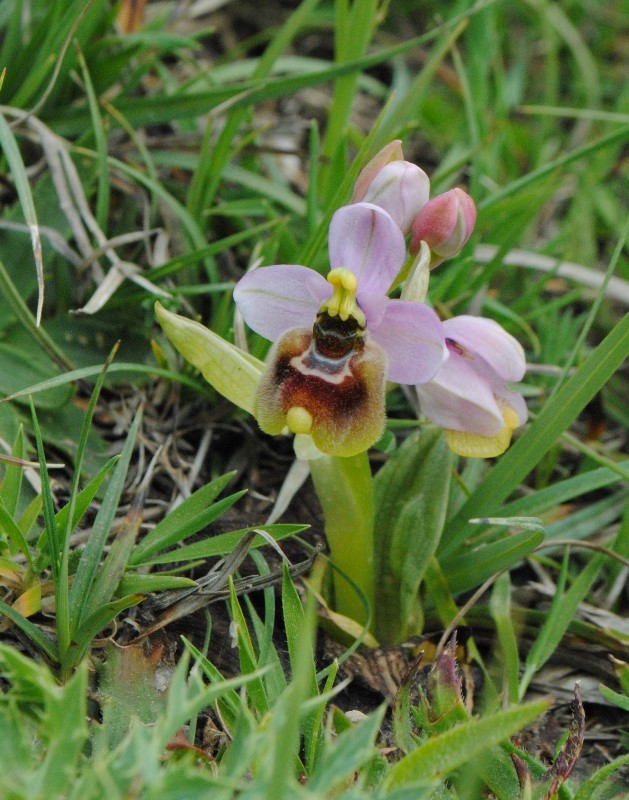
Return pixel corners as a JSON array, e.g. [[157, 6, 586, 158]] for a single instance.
[[309, 451, 374, 628]]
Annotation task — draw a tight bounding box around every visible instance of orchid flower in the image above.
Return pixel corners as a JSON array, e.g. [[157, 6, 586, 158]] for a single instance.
[[414, 315, 527, 458], [234, 202, 447, 457]]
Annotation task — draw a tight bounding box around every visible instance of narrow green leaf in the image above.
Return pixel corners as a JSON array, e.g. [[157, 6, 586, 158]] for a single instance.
[[33, 662, 88, 795], [0, 362, 212, 403], [229, 581, 269, 715], [598, 684, 629, 712], [384, 700, 550, 789], [130, 471, 238, 564], [63, 595, 144, 673], [479, 124, 629, 211], [183, 637, 243, 732], [499, 459, 629, 519], [489, 574, 520, 704], [443, 530, 544, 595], [60, 344, 121, 644], [69, 407, 142, 635], [29, 401, 59, 584], [0, 110, 44, 324], [469, 516, 545, 533], [572, 753, 629, 800], [0, 599, 57, 662], [0, 497, 33, 567], [52, 456, 118, 537], [306, 120, 320, 235], [0, 261, 72, 374], [18, 493, 42, 541], [282, 563, 319, 770], [116, 573, 196, 595], [76, 44, 110, 229], [137, 523, 308, 566], [86, 489, 144, 615], [308, 705, 386, 794], [307, 661, 338, 772], [48, 22, 471, 136], [245, 591, 287, 708], [0, 425, 25, 516], [373, 429, 453, 644], [320, 0, 379, 194], [130, 489, 247, 564], [519, 553, 604, 699], [282, 563, 317, 694], [197, 0, 321, 210]]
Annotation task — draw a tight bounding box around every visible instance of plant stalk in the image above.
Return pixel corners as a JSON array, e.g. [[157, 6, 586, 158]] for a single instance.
[[308, 451, 374, 629]]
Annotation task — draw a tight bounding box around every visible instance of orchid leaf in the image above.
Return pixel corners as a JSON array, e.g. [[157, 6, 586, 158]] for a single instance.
[[384, 700, 550, 790], [442, 529, 545, 595], [373, 428, 453, 644]]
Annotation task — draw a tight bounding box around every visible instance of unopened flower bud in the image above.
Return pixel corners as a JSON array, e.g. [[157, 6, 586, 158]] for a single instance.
[[352, 141, 430, 234], [357, 161, 430, 235], [352, 140, 404, 202], [410, 188, 476, 265]]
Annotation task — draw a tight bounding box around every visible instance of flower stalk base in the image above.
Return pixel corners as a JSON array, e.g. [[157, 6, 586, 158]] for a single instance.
[[308, 451, 375, 629]]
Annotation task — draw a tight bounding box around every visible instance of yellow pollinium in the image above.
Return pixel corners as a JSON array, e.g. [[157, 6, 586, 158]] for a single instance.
[[323, 268, 366, 326], [286, 406, 313, 435]]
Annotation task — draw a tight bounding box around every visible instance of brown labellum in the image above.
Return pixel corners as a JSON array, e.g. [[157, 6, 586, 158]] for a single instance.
[[255, 312, 387, 457]]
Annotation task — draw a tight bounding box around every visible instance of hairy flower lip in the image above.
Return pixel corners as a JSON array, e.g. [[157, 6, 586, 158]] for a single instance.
[[255, 325, 387, 457]]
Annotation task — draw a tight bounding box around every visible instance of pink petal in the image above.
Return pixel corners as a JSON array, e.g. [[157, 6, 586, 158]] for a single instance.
[[415, 353, 505, 436], [493, 383, 529, 427], [328, 203, 406, 295], [443, 316, 526, 382], [233, 265, 330, 341], [355, 291, 389, 327], [369, 299, 447, 384]]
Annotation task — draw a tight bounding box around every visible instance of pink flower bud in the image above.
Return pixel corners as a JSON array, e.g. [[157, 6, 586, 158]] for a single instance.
[[410, 188, 476, 263]]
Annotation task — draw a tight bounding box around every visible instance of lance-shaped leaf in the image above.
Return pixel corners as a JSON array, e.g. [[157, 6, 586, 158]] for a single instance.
[[373, 427, 453, 644], [383, 699, 550, 790], [155, 302, 264, 415]]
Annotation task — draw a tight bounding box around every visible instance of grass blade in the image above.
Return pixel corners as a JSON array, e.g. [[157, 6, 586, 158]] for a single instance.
[[0, 259, 72, 371], [0, 599, 57, 662], [129, 471, 238, 564], [0, 110, 44, 325], [519, 552, 605, 700], [68, 406, 142, 636]]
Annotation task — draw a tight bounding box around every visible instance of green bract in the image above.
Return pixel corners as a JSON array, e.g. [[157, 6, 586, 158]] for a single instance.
[[155, 302, 264, 416]]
